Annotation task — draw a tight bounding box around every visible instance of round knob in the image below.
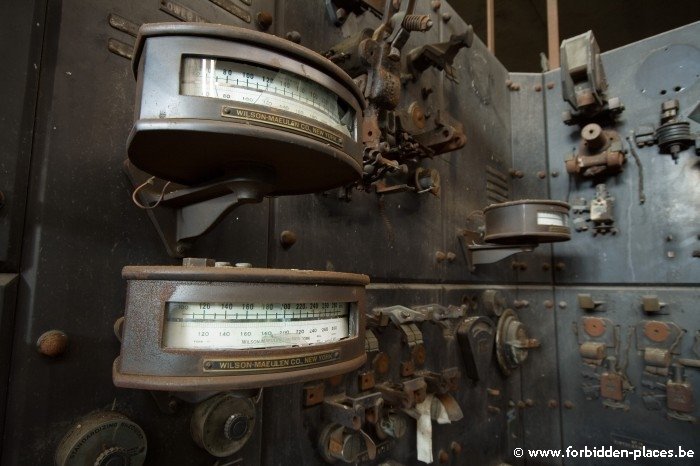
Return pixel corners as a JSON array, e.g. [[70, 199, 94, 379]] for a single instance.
[[94, 446, 129, 466], [581, 123, 607, 151], [224, 414, 249, 441]]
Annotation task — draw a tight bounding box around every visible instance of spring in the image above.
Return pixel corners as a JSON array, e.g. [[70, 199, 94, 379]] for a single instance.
[[402, 14, 433, 32]]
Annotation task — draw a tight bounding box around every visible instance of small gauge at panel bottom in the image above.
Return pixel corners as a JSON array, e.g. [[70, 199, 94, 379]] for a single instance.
[[113, 262, 368, 391]]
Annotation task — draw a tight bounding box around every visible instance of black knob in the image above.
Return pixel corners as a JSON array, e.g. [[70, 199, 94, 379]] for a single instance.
[[223, 414, 249, 440], [94, 446, 129, 466]]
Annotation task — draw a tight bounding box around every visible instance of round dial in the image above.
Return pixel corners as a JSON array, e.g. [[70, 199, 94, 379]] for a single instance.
[[180, 57, 356, 137], [163, 301, 351, 349]]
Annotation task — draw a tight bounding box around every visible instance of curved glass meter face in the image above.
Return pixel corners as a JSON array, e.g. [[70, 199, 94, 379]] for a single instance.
[[180, 57, 356, 138], [163, 301, 352, 350]]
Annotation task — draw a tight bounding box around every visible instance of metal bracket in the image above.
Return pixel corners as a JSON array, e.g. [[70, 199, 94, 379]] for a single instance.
[[125, 161, 270, 257], [405, 28, 474, 82]]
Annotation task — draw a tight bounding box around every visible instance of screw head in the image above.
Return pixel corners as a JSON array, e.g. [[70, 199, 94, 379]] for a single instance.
[[37, 330, 68, 357], [256, 11, 273, 30], [280, 230, 297, 248]]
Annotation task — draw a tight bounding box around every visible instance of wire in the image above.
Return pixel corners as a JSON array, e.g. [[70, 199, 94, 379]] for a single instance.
[[131, 176, 171, 210], [625, 133, 646, 205]]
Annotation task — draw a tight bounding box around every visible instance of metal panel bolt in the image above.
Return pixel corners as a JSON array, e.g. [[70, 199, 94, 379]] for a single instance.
[[431, 0, 441, 10], [435, 251, 447, 262], [285, 31, 301, 43], [441, 12, 451, 22], [438, 450, 450, 463], [446, 252, 456, 262], [558, 301, 567, 309], [543, 300, 554, 309], [537, 171, 547, 179], [563, 400, 574, 409], [548, 399, 558, 408], [280, 230, 297, 249], [451, 441, 462, 454], [256, 11, 273, 30], [37, 330, 68, 357], [509, 169, 524, 178], [555, 262, 566, 271]]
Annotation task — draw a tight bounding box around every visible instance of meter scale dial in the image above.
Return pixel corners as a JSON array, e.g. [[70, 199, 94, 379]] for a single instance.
[[128, 23, 365, 190], [163, 301, 351, 349], [114, 264, 369, 391], [180, 58, 355, 137]]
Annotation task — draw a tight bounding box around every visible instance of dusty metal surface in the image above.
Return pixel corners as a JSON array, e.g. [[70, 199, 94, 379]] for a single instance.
[[1, 0, 698, 465]]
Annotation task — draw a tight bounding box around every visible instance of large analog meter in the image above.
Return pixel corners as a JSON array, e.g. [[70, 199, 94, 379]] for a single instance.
[[113, 262, 369, 390], [128, 23, 365, 192]]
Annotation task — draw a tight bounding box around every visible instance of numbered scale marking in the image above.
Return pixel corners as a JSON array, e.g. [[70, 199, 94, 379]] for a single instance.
[[163, 301, 351, 350], [180, 57, 355, 137]]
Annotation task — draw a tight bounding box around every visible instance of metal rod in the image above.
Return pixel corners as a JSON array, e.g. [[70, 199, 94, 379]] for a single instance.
[[486, 0, 495, 53], [546, 0, 559, 68]]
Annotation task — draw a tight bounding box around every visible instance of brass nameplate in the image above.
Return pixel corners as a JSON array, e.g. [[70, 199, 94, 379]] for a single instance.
[[222, 106, 344, 148], [204, 349, 341, 373]]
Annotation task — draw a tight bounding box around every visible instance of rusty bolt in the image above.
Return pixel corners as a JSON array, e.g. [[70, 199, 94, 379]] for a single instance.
[[487, 405, 501, 414], [487, 388, 500, 397], [508, 400, 515, 407], [513, 299, 529, 309], [551, 171, 559, 177], [435, 251, 447, 262], [525, 399, 534, 407], [542, 262, 551, 271], [548, 399, 558, 408], [558, 301, 567, 309], [537, 171, 547, 179], [451, 441, 462, 455], [555, 262, 566, 271], [446, 252, 456, 262], [280, 230, 297, 249], [511, 261, 527, 271], [563, 400, 574, 409], [37, 330, 68, 357], [505, 79, 513, 87], [509, 169, 524, 179], [438, 450, 450, 463], [516, 400, 526, 409], [256, 11, 273, 30], [543, 300, 554, 309], [534, 84, 542, 92], [431, 0, 441, 10], [546, 82, 555, 89], [285, 31, 301, 43], [441, 12, 451, 22]]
